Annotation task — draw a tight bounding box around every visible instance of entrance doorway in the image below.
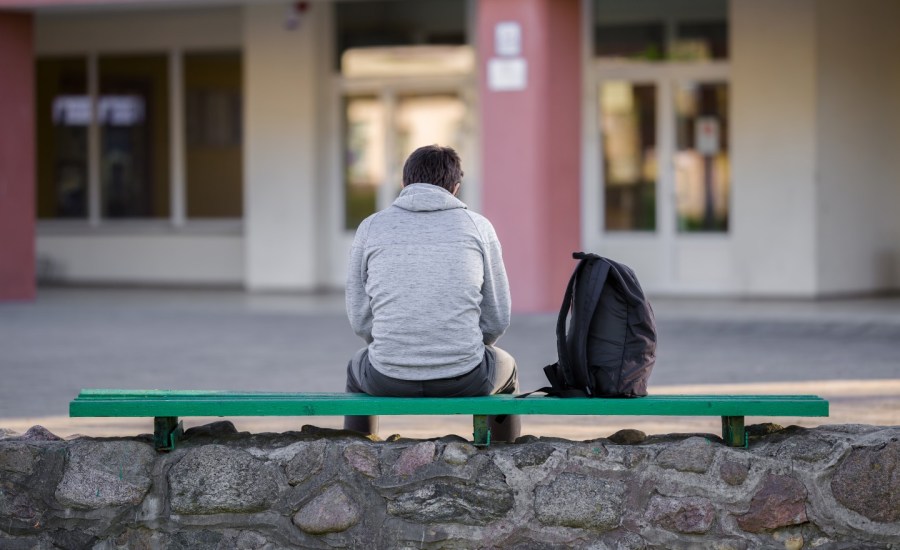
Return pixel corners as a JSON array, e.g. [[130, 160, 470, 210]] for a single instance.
[[583, 62, 732, 293], [342, 89, 473, 230], [326, 74, 477, 287], [321, 0, 476, 288]]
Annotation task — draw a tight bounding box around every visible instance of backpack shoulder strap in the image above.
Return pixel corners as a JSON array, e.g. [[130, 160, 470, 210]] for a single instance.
[[568, 255, 610, 395], [554, 258, 583, 387]]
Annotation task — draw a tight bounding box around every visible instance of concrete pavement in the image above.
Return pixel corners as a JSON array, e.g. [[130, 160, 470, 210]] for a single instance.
[[1, 288, 898, 439]]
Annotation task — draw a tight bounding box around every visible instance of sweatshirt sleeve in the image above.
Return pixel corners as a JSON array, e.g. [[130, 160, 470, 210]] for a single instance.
[[479, 223, 511, 345], [345, 218, 374, 344]]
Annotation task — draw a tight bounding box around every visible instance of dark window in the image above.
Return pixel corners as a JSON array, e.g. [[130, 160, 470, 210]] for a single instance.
[[36, 57, 89, 219], [594, 0, 728, 61], [335, 0, 466, 71], [98, 54, 170, 218], [184, 52, 243, 218], [595, 23, 666, 60], [677, 21, 728, 60]]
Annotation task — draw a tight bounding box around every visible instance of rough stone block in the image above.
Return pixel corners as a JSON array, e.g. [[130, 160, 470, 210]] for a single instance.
[[285, 439, 326, 485], [831, 440, 900, 522], [18, 426, 62, 442], [771, 436, 835, 463], [513, 443, 556, 468], [735, 474, 808, 532], [534, 473, 625, 531], [0, 444, 40, 475], [386, 479, 514, 525], [183, 420, 238, 439], [442, 442, 477, 466], [169, 444, 282, 514], [646, 494, 715, 534], [621, 448, 648, 468], [391, 441, 435, 477], [656, 437, 715, 473], [168, 529, 225, 549], [293, 484, 361, 534], [55, 440, 155, 509], [344, 443, 380, 477], [608, 429, 646, 445], [568, 444, 609, 462], [719, 459, 749, 486]]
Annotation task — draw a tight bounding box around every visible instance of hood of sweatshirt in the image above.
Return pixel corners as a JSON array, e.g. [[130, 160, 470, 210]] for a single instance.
[[392, 183, 467, 213]]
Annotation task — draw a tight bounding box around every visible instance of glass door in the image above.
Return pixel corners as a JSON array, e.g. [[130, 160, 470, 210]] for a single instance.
[[342, 90, 468, 230], [674, 81, 730, 232], [588, 64, 730, 291], [599, 80, 658, 232]]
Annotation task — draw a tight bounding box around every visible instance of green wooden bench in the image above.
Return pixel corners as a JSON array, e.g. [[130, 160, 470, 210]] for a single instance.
[[70, 389, 829, 451]]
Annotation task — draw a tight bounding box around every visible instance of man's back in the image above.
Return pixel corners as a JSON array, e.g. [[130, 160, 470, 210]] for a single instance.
[[346, 183, 510, 380], [343, 144, 520, 442]]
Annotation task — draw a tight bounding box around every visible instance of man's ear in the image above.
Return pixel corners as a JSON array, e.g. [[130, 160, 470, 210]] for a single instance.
[[452, 182, 460, 196]]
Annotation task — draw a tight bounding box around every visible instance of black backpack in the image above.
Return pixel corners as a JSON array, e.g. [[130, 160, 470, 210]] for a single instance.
[[541, 252, 657, 398]]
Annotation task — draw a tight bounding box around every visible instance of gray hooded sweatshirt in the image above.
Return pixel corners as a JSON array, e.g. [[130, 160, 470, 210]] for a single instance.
[[346, 183, 511, 380]]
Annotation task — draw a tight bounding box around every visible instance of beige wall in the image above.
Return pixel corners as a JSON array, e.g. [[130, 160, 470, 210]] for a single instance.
[[37, 233, 244, 285], [732, 0, 900, 296], [730, 0, 819, 295], [815, 0, 900, 294], [35, 7, 241, 53]]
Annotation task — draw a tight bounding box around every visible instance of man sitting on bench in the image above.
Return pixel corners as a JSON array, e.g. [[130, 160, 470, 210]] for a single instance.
[[343, 144, 521, 442]]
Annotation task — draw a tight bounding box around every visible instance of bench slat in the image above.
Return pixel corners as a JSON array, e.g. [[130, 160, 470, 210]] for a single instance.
[[74, 389, 827, 401], [71, 391, 829, 418]]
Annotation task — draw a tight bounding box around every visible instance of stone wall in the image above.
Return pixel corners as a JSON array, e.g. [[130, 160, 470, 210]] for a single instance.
[[1, 423, 898, 549]]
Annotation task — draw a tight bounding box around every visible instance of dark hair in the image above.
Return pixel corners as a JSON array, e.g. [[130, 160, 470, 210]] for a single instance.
[[402, 145, 464, 192]]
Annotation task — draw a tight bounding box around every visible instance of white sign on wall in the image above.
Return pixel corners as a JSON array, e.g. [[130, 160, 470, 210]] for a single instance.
[[494, 21, 522, 56], [489, 21, 526, 92], [488, 58, 528, 92], [696, 116, 720, 156]]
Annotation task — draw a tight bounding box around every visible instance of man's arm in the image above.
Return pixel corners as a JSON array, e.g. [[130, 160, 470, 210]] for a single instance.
[[346, 219, 374, 344], [480, 226, 511, 345]]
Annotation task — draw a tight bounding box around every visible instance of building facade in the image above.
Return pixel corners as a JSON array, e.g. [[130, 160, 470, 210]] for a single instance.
[[1, 0, 899, 311]]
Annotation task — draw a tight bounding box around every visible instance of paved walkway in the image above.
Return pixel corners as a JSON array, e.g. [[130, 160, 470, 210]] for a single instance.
[[1, 288, 898, 440]]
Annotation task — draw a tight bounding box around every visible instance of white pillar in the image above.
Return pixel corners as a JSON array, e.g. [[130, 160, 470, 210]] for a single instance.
[[730, 0, 818, 296], [732, 0, 900, 296], [814, 0, 900, 294], [243, 2, 323, 290]]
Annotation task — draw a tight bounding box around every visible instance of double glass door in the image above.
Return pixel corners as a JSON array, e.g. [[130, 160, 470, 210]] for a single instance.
[[587, 63, 730, 290], [343, 89, 471, 230]]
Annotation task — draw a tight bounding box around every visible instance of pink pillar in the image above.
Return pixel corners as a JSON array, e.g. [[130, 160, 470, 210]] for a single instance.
[[0, 12, 35, 301], [478, 0, 582, 313]]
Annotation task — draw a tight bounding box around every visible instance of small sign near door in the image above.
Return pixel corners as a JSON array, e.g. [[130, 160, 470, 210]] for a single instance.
[[696, 117, 720, 156], [489, 21, 527, 92], [488, 58, 527, 92], [494, 21, 522, 56]]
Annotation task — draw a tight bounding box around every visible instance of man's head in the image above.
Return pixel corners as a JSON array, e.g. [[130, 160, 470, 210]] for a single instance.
[[402, 145, 464, 194]]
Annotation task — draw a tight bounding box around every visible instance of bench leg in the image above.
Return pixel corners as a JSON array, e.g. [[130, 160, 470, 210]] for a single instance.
[[472, 415, 491, 447], [721, 416, 747, 448], [154, 416, 183, 451]]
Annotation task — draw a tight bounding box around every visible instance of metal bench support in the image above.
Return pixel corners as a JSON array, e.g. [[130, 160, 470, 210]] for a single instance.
[[472, 415, 491, 447], [154, 416, 183, 451], [721, 416, 747, 448]]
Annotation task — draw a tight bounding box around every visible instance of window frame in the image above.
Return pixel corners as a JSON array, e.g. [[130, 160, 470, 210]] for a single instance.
[[35, 48, 244, 232]]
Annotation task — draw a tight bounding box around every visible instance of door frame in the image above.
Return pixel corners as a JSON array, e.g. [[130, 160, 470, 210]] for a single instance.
[[582, 59, 731, 292], [324, 74, 479, 288]]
